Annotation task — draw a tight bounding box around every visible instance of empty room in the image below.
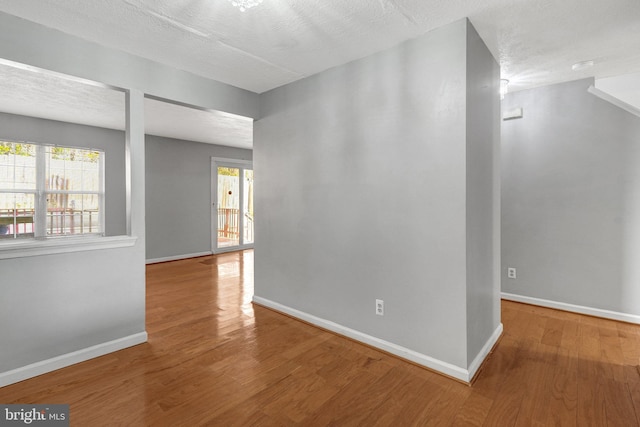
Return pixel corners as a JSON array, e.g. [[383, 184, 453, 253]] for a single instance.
[[1, 0, 640, 425]]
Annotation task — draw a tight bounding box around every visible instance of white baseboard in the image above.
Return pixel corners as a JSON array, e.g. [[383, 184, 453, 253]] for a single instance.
[[502, 292, 640, 325], [146, 251, 212, 264], [253, 296, 501, 383], [468, 323, 503, 381], [0, 332, 148, 388]]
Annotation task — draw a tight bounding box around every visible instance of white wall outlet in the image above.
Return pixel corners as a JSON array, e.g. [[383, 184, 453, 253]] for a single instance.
[[507, 267, 517, 279], [375, 299, 384, 316]]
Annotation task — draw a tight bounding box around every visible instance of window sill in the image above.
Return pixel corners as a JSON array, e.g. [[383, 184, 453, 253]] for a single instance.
[[0, 235, 138, 260]]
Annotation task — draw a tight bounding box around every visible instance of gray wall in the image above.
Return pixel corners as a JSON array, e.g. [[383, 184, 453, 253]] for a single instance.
[[0, 245, 144, 372], [145, 135, 252, 261], [255, 19, 499, 372], [0, 112, 126, 236], [464, 23, 501, 363], [502, 78, 640, 315]]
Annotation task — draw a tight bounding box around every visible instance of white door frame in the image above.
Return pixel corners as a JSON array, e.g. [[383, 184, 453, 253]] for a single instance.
[[211, 157, 253, 254]]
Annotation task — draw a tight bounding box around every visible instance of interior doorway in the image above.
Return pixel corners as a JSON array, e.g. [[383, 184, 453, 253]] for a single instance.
[[212, 158, 253, 253]]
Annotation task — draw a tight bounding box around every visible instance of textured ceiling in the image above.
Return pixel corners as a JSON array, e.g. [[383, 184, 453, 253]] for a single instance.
[[0, 61, 125, 131], [1, 0, 639, 93], [0, 0, 639, 148]]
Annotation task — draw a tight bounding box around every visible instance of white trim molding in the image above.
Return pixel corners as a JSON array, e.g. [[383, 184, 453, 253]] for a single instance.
[[0, 235, 137, 260], [146, 251, 212, 264], [0, 332, 148, 388], [588, 85, 640, 118], [253, 296, 502, 383], [468, 323, 503, 381], [502, 292, 640, 325]]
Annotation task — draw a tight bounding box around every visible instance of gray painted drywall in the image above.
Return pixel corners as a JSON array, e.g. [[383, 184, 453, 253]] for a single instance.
[[464, 22, 501, 364], [502, 78, 640, 315], [0, 246, 144, 372], [145, 135, 252, 260], [0, 12, 258, 119], [0, 112, 126, 236], [255, 19, 499, 371]]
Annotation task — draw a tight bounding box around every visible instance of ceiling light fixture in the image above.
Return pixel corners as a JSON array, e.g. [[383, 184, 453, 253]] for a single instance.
[[572, 60, 594, 71], [228, 0, 263, 12], [500, 79, 509, 100]]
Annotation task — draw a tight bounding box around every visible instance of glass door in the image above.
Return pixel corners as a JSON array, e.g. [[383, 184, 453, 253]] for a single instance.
[[243, 169, 254, 245], [212, 159, 253, 253], [216, 166, 240, 249]]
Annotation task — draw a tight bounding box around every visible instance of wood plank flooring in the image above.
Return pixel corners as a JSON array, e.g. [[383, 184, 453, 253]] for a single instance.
[[2, 250, 640, 425]]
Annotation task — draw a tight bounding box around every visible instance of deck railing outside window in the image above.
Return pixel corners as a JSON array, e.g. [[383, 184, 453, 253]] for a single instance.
[[0, 208, 100, 238]]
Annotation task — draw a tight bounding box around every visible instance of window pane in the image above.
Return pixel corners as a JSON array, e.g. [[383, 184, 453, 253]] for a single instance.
[[1, 142, 104, 240], [0, 192, 35, 239], [44, 147, 103, 237], [0, 142, 37, 190], [45, 146, 101, 192], [46, 193, 101, 236]]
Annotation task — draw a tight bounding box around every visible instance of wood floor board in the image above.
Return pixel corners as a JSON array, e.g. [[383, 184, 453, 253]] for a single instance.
[[359, 369, 429, 426], [628, 382, 640, 425], [514, 342, 558, 426], [545, 347, 578, 426], [540, 317, 564, 348], [560, 317, 580, 349], [264, 373, 337, 423], [1, 251, 640, 426], [470, 336, 521, 400], [418, 382, 470, 426], [482, 340, 528, 427], [303, 370, 391, 425], [450, 391, 493, 427], [576, 372, 608, 426], [398, 375, 456, 425], [603, 377, 638, 427]]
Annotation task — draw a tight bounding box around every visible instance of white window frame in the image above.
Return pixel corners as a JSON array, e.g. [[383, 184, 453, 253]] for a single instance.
[[0, 140, 135, 259]]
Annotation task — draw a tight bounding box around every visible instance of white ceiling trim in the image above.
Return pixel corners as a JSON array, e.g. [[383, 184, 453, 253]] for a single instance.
[[588, 85, 640, 118]]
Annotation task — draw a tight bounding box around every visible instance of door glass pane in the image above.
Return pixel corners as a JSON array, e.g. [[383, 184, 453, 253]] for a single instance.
[[243, 169, 254, 244], [217, 167, 240, 248]]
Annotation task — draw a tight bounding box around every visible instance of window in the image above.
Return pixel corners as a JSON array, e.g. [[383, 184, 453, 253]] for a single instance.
[[0, 141, 104, 240]]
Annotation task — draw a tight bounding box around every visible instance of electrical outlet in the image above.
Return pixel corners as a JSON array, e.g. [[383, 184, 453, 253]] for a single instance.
[[376, 299, 384, 316], [507, 267, 517, 279]]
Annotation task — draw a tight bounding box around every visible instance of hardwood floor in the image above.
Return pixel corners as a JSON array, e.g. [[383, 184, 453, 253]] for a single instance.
[[2, 250, 640, 426]]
